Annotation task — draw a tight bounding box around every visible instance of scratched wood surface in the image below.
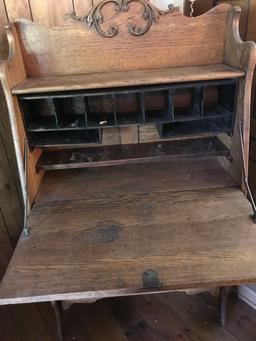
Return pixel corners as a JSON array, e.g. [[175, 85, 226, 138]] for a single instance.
[[0, 0, 95, 274], [12, 64, 245, 94], [2, 158, 256, 305]]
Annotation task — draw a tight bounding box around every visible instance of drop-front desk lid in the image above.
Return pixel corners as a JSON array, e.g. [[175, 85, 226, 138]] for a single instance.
[[0, 157, 256, 305]]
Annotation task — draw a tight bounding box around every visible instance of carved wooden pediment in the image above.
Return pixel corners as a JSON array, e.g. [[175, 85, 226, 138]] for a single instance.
[[68, 0, 178, 37]]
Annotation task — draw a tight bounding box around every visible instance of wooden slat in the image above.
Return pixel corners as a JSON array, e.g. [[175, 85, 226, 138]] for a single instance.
[[11, 64, 245, 95], [36, 137, 230, 171], [29, 0, 74, 27], [0, 182, 255, 305], [4, 0, 32, 21]]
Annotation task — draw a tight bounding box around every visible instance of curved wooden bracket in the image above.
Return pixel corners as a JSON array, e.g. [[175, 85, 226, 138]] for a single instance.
[[67, 0, 178, 37]]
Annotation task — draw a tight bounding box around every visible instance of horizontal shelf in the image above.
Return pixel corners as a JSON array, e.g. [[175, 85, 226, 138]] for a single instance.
[[159, 116, 232, 139], [29, 129, 101, 148], [36, 137, 229, 171], [12, 64, 244, 95]]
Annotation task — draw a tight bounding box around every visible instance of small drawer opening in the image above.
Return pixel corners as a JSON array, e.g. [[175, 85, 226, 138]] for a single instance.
[[54, 96, 86, 129], [86, 95, 116, 127], [144, 90, 173, 123], [21, 98, 57, 131]]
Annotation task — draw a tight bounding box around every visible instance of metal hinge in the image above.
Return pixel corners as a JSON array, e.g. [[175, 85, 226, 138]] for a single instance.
[[22, 139, 30, 237], [238, 121, 256, 223]]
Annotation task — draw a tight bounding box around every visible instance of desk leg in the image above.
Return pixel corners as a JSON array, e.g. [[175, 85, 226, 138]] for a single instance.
[[218, 286, 231, 326], [51, 301, 64, 340]]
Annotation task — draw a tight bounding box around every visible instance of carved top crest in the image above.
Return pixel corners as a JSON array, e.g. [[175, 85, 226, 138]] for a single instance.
[[68, 0, 177, 38]]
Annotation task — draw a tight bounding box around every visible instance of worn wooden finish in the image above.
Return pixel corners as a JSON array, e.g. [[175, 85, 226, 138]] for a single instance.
[[12, 64, 245, 95], [35, 158, 235, 203], [0, 136, 23, 243], [2, 292, 256, 341], [0, 180, 255, 305], [36, 137, 230, 171], [0, 24, 44, 202], [14, 4, 232, 77]]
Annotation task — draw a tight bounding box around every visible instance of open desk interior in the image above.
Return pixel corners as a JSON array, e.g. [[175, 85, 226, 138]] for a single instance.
[[0, 1, 256, 311]]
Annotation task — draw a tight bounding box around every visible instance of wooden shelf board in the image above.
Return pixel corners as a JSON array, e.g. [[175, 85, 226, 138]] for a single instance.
[[36, 137, 230, 171], [2, 158, 255, 305], [12, 64, 244, 95]]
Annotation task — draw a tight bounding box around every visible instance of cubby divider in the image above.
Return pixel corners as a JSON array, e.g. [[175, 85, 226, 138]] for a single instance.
[[19, 78, 238, 148]]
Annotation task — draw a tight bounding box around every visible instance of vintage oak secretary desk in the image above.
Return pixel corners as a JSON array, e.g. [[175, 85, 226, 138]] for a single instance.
[[0, 0, 256, 338]]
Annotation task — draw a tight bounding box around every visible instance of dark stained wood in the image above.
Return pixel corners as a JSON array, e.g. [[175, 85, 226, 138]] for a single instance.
[[36, 137, 230, 171], [0, 209, 13, 280], [250, 138, 256, 162], [157, 292, 237, 341], [35, 158, 236, 203], [1, 292, 256, 341], [11, 64, 245, 95], [249, 160, 256, 194], [1, 157, 255, 305]]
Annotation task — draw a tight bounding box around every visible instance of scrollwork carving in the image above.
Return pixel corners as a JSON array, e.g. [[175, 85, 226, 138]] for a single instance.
[[67, 0, 177, 38]]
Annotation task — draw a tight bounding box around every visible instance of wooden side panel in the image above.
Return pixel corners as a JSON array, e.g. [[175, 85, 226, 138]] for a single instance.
[[0, 25, 44, 202], [223, 6, 256, 187], [15, 4, 231, 77], [29, 0, 74, 26]]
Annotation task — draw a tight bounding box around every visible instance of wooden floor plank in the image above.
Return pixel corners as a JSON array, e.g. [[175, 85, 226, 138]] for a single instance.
[[64, 301, 127, 341], [1, 292, 256, 340], [157, 293, 237, 341], [12, 64, 244, 95], [123, 295, 200, 340]]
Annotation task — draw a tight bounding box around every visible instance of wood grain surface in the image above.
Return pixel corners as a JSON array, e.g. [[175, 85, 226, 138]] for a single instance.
[[12, 64, 245, 95], [14, 4, 232, 77], [2, 158, 255, 305], [36, 137, 230, 171]]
